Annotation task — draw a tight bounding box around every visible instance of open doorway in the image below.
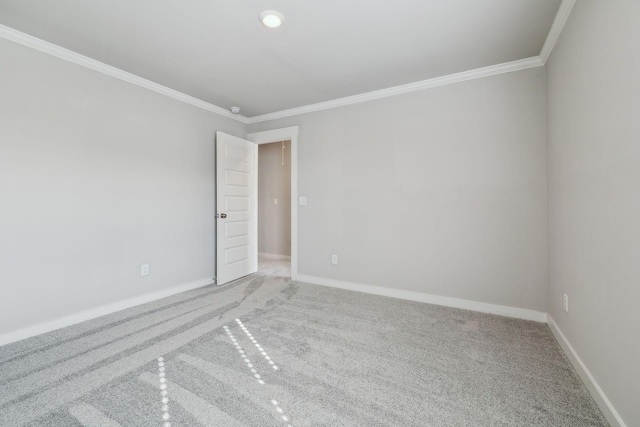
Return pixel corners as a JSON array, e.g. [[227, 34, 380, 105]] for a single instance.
[[247, 126, 299, 280], [257, 140, 291, 277]]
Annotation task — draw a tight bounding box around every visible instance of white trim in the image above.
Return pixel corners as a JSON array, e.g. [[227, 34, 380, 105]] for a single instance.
[[1, 25, 547, 124], [247, 126, 299, 142], [247, 126, 299, 280], [258, 252, 292, 260], [0, 25, 249, 124], [246, 57, 544, 123], [296, 275, 547, 322], [252, 145, 259, 276], [547, 316, 627, 427], [0, 278, 213, 347], [540, 0, 577, 64]]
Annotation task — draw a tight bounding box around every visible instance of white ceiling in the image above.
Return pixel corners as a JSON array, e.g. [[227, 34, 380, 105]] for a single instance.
[[0, 0, 561, 118]]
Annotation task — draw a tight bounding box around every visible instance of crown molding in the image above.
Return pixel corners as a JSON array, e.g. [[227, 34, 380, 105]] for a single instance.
[[0, 25, 250, 124], [246, 56, 544, 124], [540, 0, 577, 64], [2, 24, 548, 126]]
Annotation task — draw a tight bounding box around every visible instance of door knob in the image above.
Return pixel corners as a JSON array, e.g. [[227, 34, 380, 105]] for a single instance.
[[216, 213, 227, 219]]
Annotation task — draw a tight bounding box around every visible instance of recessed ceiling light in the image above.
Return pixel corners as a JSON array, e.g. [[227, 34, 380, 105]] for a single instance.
[[260, 10, 284, 29]]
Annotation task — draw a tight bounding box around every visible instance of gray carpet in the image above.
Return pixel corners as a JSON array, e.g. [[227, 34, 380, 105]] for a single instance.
[[0, 260, 608, 426]]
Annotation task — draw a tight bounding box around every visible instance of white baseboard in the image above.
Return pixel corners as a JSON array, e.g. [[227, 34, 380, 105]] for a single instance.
[[0, 271, 624, 427], [259, 252, 291, 261], [296, 275, 626, 423], [296, 274, 547, 322], [0, 278, 213, 347], [547, 315, 626, 427]]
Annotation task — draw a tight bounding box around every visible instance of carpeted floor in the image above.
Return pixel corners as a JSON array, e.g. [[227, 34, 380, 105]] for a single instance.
[[0, 259, 608, 426]]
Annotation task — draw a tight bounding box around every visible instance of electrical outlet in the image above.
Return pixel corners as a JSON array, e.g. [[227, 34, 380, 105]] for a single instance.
[[141, 264, 149, 276], [563, 293, 569, 313], [331, 254, 338, 265], [273, 198, 278, 205], [298, 196, 307, 206]]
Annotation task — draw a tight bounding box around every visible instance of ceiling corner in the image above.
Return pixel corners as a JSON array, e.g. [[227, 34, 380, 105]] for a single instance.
[[539, 0, 577, 64]]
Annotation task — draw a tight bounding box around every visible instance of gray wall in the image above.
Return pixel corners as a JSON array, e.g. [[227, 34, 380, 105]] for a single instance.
[[258, 142, 291, 257], [0, 38, 245, 335], [547, 1, 640, 424], [249, 67, 548, 312]]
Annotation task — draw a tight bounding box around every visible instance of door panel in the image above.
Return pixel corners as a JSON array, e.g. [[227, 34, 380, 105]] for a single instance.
[[216, 132, 257, 285]]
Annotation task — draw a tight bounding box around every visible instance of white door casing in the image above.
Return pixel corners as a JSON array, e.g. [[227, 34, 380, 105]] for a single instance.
[[215, 132, 257, 285]]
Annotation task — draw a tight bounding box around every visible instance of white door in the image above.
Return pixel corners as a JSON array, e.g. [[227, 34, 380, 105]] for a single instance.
[[216, 132, 257, 285]]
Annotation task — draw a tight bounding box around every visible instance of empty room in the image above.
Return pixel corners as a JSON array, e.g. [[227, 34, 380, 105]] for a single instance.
[[0, 1, 638, 426]]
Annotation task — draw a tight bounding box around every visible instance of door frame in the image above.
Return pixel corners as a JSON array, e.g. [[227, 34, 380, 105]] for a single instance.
[[247, 126, 299, 280]]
